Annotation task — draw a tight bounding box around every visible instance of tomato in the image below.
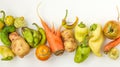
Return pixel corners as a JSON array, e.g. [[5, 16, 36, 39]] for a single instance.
[[35, 45, 51, 61], [103, 20, 120, 39]]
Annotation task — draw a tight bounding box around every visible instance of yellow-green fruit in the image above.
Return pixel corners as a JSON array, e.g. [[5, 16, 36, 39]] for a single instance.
[[89, 24, 104, 57], [0, 21, 4, 29], [75, 25, 88, 42], [14, 17, 26, 28], [108, 48, 119, 60], [5, 16, 14, 26]]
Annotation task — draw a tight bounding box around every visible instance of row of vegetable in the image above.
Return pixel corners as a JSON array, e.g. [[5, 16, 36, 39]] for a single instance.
[[0, 8, 120, 63]]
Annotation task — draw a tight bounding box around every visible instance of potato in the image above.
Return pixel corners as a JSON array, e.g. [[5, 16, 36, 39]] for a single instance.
[[64, 38, 77, 52], [61, 29, 77, 52], [61, 29, 73, 41], [9, 32, 30, 58]]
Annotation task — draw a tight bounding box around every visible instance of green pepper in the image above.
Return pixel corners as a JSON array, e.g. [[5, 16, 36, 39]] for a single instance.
[[22, 27, 34, 47], [31, 29, 41, 47], [0, 25, 16, 46], [89, 24, 104, 57], [22, 27, 42, 47], [0, 46, 15, 61], [74, 36, 90, 63], [74, 22, 89, 42], [32, 23, 46, 45], [62, 10, 78, 29], [0, 10, 5, 30]]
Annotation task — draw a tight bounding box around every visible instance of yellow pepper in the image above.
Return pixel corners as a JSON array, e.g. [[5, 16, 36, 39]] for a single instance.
[[89, 24, 104, 57], [0, 46, 15, 61], [74, 22, 88, 42], [0, 21, 4, 30], [5, 15, 14, 26], [0, 10, 5, 30]]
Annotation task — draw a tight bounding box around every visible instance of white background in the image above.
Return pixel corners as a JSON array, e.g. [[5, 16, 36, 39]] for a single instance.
[[0, 0, 120, 67]]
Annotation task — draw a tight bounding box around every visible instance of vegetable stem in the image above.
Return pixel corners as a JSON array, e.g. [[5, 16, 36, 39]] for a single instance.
[[78, 22, 86, 28], [90, 24, 97, 31], [0, 10, 5, 22]]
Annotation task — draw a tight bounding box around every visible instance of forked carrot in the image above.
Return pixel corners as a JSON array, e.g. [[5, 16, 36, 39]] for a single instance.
[[104, 37, 120, 53], [36, 5, 64, 56]]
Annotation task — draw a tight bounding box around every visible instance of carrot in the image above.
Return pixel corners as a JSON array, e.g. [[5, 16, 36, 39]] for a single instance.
[[104, 37, 120, 53], [36, 6, 64, 56]]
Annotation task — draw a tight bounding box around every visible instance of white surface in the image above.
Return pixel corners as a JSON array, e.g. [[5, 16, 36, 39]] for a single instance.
[[0, 0, 120, 67]]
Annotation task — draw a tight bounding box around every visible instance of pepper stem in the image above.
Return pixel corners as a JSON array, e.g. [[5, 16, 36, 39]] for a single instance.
[[62, 10, 68, 25], [0, 10, 5, 22], [32, 23, 40, 29], [78, 22, 86, 28], [64, 9, 68, 20], [90, 24, 97, 31], [81, 35, 88, 47]]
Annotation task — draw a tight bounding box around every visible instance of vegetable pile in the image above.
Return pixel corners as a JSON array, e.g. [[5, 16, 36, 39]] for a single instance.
[[0, 10, 46, 60], [0, 7, 120, 63]]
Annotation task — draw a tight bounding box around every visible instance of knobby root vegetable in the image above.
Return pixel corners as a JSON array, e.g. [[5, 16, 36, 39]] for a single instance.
[[61, 29, 77, 52], [9, 32, 30, 58]]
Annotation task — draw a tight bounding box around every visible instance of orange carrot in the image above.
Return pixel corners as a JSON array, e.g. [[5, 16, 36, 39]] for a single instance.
[[104, 37, 120, 52], [37, 7, 64, 56]]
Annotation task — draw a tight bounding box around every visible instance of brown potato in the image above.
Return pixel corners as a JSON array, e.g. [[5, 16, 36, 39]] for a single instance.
[[61, 29, 73, 41], [9, 32, 30, 58], [64, 38, 77, 52], [61, 29, 77, 52]]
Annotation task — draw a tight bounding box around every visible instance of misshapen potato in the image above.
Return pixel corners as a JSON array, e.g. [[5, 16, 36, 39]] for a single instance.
[[61, 29, 77, 52], [9, 32, 30, 58]]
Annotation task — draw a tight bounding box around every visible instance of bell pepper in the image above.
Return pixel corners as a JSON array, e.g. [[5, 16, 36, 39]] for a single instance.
[[0, 46, 15, 61], [0, 10, 5, 30], [74, 35, 90, 63], [62, 10, 78, 29], [14, 17, 26, 28], [89, 24, 104, 57], [74, 22, 89, 42], [5, 15, 14, 26], [108, 48, 119, 60]]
